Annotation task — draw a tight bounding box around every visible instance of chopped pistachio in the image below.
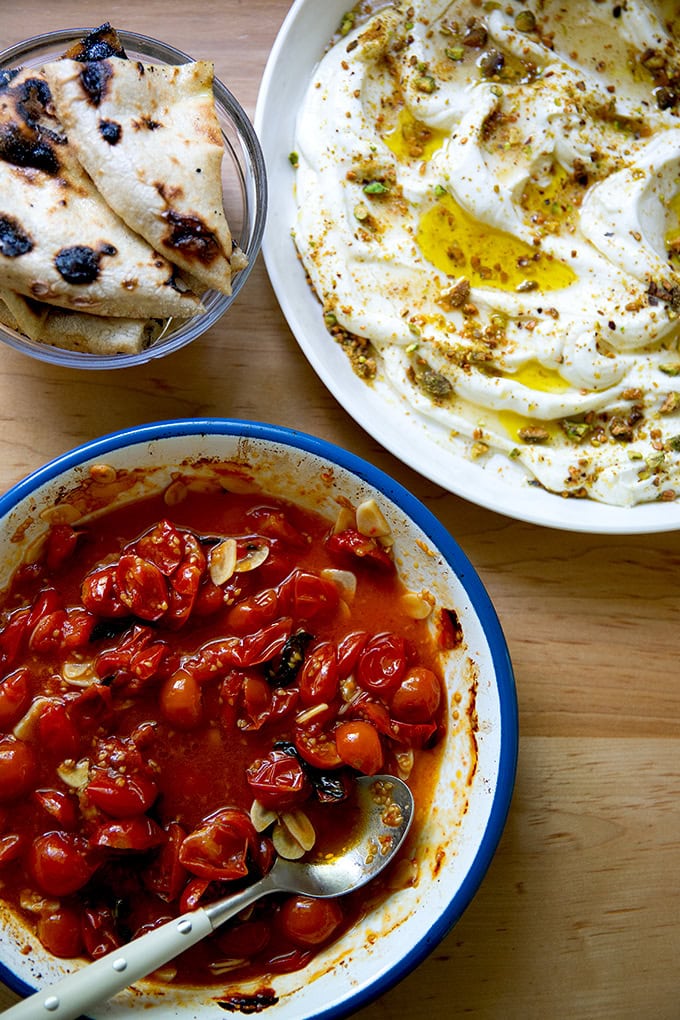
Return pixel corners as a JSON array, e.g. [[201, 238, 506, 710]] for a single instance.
[[414, 74, 437, 94], [339, 11, 355, 35], [518, 425, 551, 444], [659, 363, 680, 376], [668, 435, 680, 451], [445, 46, 465, 61], [561, 420, 591, 442], [288, 151, 299, 168], [363, 180, 389, 195], [354, 203, 370, 222]]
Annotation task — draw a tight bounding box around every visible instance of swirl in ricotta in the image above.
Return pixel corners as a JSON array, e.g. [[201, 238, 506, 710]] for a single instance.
[[293, 0, 680, 506]]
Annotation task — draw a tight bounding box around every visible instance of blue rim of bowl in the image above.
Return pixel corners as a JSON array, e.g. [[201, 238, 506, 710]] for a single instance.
[[0, 419, 518, 1017], [0, 30, 267, 370]]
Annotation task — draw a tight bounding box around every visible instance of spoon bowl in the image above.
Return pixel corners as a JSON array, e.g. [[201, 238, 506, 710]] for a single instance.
[[3, 775, 414, 1020]]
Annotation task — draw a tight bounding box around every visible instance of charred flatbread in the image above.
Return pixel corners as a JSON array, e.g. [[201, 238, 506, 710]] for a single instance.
[[0, 66, 203, 319], [44, 55, 246, 295], [0, 287, 162, 354]]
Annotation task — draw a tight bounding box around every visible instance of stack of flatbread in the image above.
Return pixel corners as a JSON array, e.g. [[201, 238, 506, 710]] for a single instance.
[[0, 23, 246, 356]]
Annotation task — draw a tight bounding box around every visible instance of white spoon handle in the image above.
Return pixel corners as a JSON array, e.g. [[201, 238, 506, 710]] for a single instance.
[[2, 873, 279, 1020], [2, 909, 213, 1020]]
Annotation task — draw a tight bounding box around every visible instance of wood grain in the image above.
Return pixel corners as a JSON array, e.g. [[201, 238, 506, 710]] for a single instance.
[[0, 3, 678, 1018]]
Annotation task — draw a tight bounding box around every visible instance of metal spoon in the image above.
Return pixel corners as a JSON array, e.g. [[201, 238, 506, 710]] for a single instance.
[[3, 774, 414, 1020]]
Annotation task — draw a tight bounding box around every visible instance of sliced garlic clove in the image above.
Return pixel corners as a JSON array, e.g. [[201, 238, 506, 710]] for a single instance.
[[163, 479, 188, 506], [321, 568, 357, 599], [395, 749, 414, 781], [234, 543, 270, 573], [333, 505, 356, 534], [400, 591, 434, 620], [281, 810, 316, 852], [12, 696, 56, 741], [295, 701, 330, 726], [250, 799, 277, 833], [272, 821, 306, 860], [57, 757, 91, 790], [356, 498, 391, 538], [209, 538, 238, 586]]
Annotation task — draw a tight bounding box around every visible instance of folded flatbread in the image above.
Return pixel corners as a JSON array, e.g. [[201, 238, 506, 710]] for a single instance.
[[0, 287, 162, 355], [0, 66, 204, 319], [43, 55, 246, 295]]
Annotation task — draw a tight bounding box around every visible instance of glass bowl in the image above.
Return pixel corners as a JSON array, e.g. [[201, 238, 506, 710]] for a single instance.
[[0, 29, 267, 369]]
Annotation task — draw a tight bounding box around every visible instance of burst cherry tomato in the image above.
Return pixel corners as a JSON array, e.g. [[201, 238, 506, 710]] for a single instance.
[[278, 896, 343, 947], [179, 808, 257, 882], [85, 771, 159, 818], [143, 821, 188, 903], [357, 632, 408, 696], [116, 553, 169, 621], [294, 724, 342, 770], [298, 642, 338, 706], [81, 906, 121, 959], [391, 667, 442, 723], [246, 749, 311, 811], [335, 721, 383, 775], [81, 565, 127, 617]]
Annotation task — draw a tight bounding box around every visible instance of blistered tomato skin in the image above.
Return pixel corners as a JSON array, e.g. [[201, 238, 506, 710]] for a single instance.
[[0, 488, 447, 985]]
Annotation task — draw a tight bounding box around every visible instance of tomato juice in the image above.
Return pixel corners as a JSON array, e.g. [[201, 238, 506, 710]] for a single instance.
[[0, 482, 448, 986]]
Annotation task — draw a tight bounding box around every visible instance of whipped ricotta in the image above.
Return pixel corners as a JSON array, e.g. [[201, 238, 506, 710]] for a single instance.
[[293, 0, 680, 506]]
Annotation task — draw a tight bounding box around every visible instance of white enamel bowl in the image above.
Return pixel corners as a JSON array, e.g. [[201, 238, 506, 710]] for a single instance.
[[255, 0, 680, 535], [0, 419, 517, 1019]]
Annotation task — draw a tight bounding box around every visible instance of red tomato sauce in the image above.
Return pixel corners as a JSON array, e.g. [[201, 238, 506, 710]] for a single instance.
[[0, 486, 446, 985]]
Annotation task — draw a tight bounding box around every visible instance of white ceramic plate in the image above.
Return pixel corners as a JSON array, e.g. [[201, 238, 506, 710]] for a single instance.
[[255, 0, 680, 535], [0, 419, 517, 1019]]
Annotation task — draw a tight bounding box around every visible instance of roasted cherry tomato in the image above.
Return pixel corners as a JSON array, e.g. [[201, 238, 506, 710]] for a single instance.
[[390, 667, 442, 723], [29, 832, 95, 896], [0, 833, 27, 865], [90, 816, 166, 852], [357, 632, 408, 696], [44, 524, 80, 571], [246, 749, 311, 811], [116, 553, 169, 622], [160, 669, 203, 730], [143, 821, 188, 903], [81, 905, 121, 959], [179, 808, 257, 882], [37, 701, 80, 759], [335, 720, 383, 775], [38, 906, 84, 958], [0, 667, 32, 730], [325, 528, 394, 570], [298, 642, 338, 706], [134, 519, 186, 576], [278, 895, 343, 948], [226, 587, 279, 634], [85, 770, 159, 818], [0, 735, 38, 802], [278, 569, 340, 622], [33, 788, 78, 830], [81, 565, 128, 618], [294, 723, 342, 770]]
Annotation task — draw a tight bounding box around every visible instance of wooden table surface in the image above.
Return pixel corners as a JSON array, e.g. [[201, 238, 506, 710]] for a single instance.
[[0, 2, 678, 1018]]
